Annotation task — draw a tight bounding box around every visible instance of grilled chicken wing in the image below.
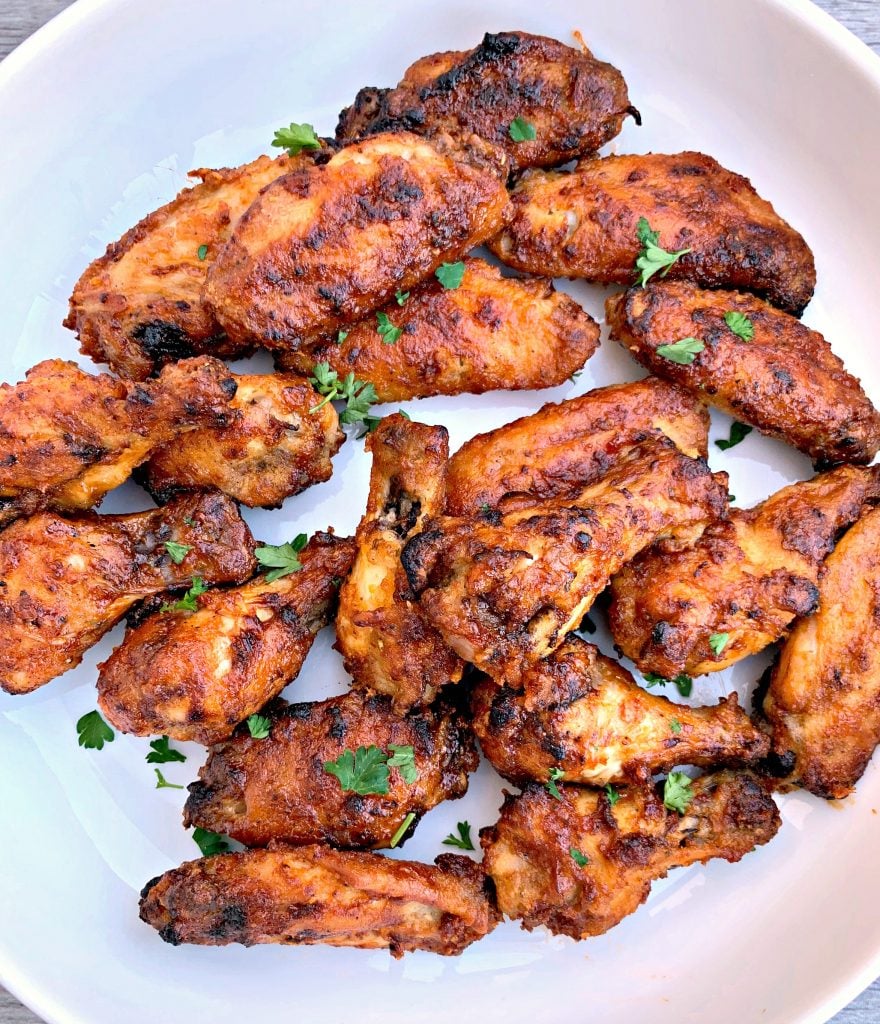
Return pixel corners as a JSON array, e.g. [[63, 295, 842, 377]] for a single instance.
[[184, 691, 477, 848], [471, 636, 768, 787], [482, 771, 780, 939], [609, 464, 880, 678], [607, 282, 880, 465], [140, 846, 498, 956], [204, 132, 510, 348], [404, 439, 728, 682], [444, 377, 709, 515], [0, 356, 237, 528], [142, 372, 343, 507], [762, 507, 880, 799], [489, 153, 815, 315], [273, 257, 599, 401], [336, 415, 463, 710], [0, 493, 256, 695], [97, 532, 354, 745], [336, 31, 636, 172]]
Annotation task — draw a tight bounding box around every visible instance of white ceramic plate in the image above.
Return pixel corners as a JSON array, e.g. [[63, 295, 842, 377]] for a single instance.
[[1, 1, 879, 1021]]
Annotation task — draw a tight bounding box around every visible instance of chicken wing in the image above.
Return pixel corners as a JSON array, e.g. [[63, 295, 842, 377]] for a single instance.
[[184, 691, 477, 848], [336, 415, 464, 710], [404, 439, 728, 682], [336, 31, 636, 172], [609, 464, 880, 678], [471, 636, 768, 787], [97, 532, 354, 745], [141, 372, 343, 508], [762, 507, 880, 799], [481, 771, 780, 939], [488, 153, 816, 315], [204, 132, 510, 348], [273, 257, 599, 401], [0, 356, 237, 528], [0, 493, 256, 695], [444, 377, 709, 515], [606, 282, 880, 465], [140, 846, 499, 956]]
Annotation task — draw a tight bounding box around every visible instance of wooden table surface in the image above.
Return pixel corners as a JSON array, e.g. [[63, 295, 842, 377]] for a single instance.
[[1, 0, 879, 1020]]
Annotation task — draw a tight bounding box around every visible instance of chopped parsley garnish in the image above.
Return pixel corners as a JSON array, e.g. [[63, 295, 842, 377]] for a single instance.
[[715, 422, 753, 451], [324, 743, 420, 796], [643, 672, 693, 697], [442, 821, 475, 850], [709, 632, 730, 656], [387, 744, 418, 784], [183, 515, 197, 527], [76, 710, 114, 750], [192, 827, 229, 857], [389, 812, 416, 849], [160, 576, 208, 613], [569, 848, 590, 867], [604, 784, 620, 806], [146, 735, 186, 764], [634, 217, 691, 286], [246, 713, 272, 739], [376, 312, 403, 345], [154, 768, 184, 790], [271, 122, 320, 156], [569, 369, 583, 384], [670, 718, 682, 735], [255, 534, 307, 582], [395, 289, 410, 306], [663, 771, 694, 814], [724, 311, 754, 341], [479, 503, 492, 514], [336, 330, 349, 344], [309, 362, 378, 426], [435, 261, 465, 290], [546, 766, 564, 801], [163, 540, 192, 564], [508, 116, 537, 142], [196, 244, 208, 261], [656, 337, 705, 364]]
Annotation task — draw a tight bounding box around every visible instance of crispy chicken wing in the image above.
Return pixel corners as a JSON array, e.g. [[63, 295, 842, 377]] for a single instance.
[[336, 31, 636, 172], [0, 356, 237, 528], [471, 636, 768, 787], [444, 377, 709, 515], [273, 257, 598, 401], [482, 771, 780, 939], [204, 132, 510, 347], [0, 493, 256, 695], [762, 507, 880, 799], [336, 415, 464, 710], [404, 439, 728, 682], [488, 153, 816, 315], [609, 464, 880, 678], [142, 372, 343, 507], [97, 532, 354, 745], [184, 691, 477, 848], [140, 846, 498, 956], [607, 282, 880, 465]]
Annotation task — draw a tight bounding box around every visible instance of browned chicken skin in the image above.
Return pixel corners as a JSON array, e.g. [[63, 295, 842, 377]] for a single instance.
[[184, 691, 478, 848], [273, 257, 599, 401], [0, 493, 256, 695], [0, 356, 237, 528], [489, 153, 816, 315], [762, 507, 880, 799], [482, 771, 780, 939], [204, 132, 510, 348], [404, 439, 728, 683], [609, 464, 880, 678], [336, 31, 636, 172], [471, 636, 769, 787], [142, 372, 343, 508], [606, 282, 880, 465], [444, 377, 709, 515], [140, 846, 499, 956], [97, 532, 354, 745], [336, 415, 464, 710]]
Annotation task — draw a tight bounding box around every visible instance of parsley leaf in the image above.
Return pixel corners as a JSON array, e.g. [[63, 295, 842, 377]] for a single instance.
[[163, 540, 192, 564], [709, 632, 730, 656], [192, 827, 230, 857], [246, 713, 272, 739], [395, 289, 410, 306], [197, 244, 208, 261], [309, 362, 378, 426], [255, 534, 307, 583], [643, 672, 693, 697], [569, 847, 590, 867], [146, 736, 186, 764], [336, 330, 348, 344], [604, 784, 620, 806], [715, 421, 753, 451], [389, 811, 416, 849], [508, 116, 537, 142], [271, 122, 320, 156], [376, 312, 403, 345], [435, 261, 466, 290], [546, 765, 564, 801], [160, 576, 208, 613], [442, 821, 475, 851], [387, 744, 418, 784], [634, 217, 692, 286], [670, 718, 682, 734], [656, 337, 705, 364], [663, 771, 694, 814], [76, 709, 114, 750], [154, 768, 184, 790], [724, 311, 754, 341], [324, 745, 390, 796]]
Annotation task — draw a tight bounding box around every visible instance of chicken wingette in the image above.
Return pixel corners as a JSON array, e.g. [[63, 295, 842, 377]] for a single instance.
[[184, 691, 477, 848], [762, 507, 880, 799], [204, 132, 510, 348], [0, 493, 256, 695], [488, 152, 815, 316], [0, 356, 237, 528], [444, 377, 709, 515], [273, 257, 599, 401], [336, 31, 636, 172], [97, 532, 354, 745], [609, 464, 880, 678], [140, 846, 499, 956], [404, 439, 728, 683], [481, 771, 780, 939], [336, 415, 464, 710], [606, 282, 880, 465], [471, 636, 768, 787]]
